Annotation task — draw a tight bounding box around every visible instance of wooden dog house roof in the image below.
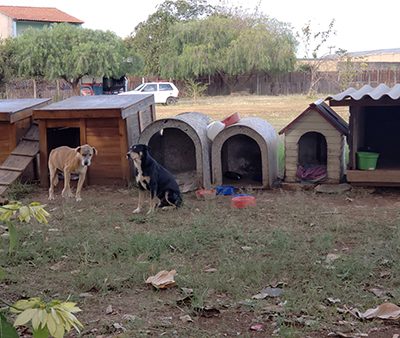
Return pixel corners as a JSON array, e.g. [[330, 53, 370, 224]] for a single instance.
[[0, 98, 51, 122], [279, 100, 348, 136], [33, 94, 154, 119]]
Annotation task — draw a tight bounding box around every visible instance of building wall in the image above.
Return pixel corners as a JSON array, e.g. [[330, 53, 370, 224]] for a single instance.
[[284, 110, 343, 183], [16, 21, 50, 36], [0, 13, 13, 38]]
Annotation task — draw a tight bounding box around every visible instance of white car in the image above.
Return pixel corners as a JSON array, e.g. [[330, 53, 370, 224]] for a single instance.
[[119, 82, 179, 105]]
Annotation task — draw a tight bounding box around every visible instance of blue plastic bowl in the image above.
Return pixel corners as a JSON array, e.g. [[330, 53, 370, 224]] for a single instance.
[[216, 185, 236, 195]]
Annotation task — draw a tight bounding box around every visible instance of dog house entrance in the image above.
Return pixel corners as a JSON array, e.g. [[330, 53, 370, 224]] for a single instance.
[[297, 132, 327, 181], [47, 127, 80, 154], [221, 135, 262, 186], [148, 128, 196, 189], [46, 127, 81, 181]]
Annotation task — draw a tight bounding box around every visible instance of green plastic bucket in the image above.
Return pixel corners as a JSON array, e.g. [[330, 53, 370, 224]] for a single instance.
[[356, 151, 379, 170]]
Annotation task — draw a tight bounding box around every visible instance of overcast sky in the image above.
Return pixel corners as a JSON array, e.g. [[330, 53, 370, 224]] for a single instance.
[[3, 0, 400, 56]]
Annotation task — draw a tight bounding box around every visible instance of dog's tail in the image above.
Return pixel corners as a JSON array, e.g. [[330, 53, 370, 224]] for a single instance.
[[159, 190, 183, 208]]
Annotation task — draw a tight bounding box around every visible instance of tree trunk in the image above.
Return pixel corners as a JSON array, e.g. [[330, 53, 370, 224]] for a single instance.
[[71, 78, 81, 96]]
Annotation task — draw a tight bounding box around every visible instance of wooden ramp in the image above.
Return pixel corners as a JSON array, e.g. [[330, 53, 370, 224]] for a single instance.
[[0, 124, 39, 196]]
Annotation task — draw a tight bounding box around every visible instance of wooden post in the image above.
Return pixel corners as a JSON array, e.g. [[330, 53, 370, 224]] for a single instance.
[[33, 79, 37, 98], [38, 120, 48, 187], [119, 118, 129, 183]]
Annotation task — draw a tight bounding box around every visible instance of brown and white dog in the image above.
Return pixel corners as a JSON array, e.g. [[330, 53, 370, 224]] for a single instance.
[[48, 144, 97, 202]]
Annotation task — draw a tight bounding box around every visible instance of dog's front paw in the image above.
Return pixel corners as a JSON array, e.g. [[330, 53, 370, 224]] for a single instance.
[[76, 196, 82, 202], [62, 191, 74, 198], [146, 209, 154, 215], [132, 208, 142, 214], [48, 195, 55, 201]]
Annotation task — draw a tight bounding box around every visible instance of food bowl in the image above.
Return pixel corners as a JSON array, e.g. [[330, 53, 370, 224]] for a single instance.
[[231, 195, 256, 209], [216, 185, 236, 195], [221, 112, 240, 127], [195, 189, 216, 200]]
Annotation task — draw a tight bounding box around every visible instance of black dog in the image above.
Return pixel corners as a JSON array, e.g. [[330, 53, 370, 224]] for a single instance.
[[126, 144, 182, 214]]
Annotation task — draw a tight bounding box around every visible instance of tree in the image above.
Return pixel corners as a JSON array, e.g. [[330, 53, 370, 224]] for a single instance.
[[297, 19, 336, 96], [12, 24, 142, 94], [0, 38, 17, 87], [159, 14, 297, 91], [127, 0, 215, 75]]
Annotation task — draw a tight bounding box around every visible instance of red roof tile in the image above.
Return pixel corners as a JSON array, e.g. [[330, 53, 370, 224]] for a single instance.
[[0, 5, 83, 24]]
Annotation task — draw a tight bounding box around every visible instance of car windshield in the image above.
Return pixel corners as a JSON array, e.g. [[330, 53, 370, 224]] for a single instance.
[[133, 83, 145, 91]]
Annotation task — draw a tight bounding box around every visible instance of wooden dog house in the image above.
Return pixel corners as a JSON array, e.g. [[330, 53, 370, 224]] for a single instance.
[[327, 83, 400, 186], [211, 117, 278, 189], [138, 112, 212, 191], [279, 100, 348, 183], [0, 98, 50, 163], [33, 94, 155, 186], [0, 98, 51, 196]]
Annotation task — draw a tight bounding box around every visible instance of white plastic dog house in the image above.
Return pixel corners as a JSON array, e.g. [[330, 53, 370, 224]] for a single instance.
[[211, 117, 278, 189]]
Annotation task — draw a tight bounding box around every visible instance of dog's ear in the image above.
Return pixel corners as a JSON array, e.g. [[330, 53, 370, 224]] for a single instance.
[[75, 146, 81, 153], [92, 147, 98, 155]]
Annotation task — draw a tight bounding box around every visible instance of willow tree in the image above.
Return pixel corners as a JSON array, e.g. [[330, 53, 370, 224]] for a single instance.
[[12, 23, 142, 94], [159, 15, 297, 91], [127, 0, 215, 75]]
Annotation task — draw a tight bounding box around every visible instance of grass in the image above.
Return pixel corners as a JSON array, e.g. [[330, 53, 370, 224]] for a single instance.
[[3, 96, 399, 337]]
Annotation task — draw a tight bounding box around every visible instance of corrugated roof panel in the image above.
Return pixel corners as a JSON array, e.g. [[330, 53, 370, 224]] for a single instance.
[[326, 83, 400, 101]]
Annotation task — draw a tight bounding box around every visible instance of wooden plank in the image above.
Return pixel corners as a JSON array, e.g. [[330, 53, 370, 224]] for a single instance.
[[12, 140, 39, 157], [285, 131, 342, 142], [23, 124, 39, 141], [0, 185, 8, 196], [14, 117, 32, 143], [86, 118, 119, 128], [45, 119, 80, 128], [2, 155, 33, 171], [39, 120, 48, 187], [119, 118, 129, 182], [347, 169, 400, 183], [34, 109, 121, 120], [0, 169, 21, 185]]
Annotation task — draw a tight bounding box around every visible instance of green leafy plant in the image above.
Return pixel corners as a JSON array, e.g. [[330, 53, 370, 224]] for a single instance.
[[0, 201, 49, 254], [0, 297, 83, 338], [10, 298, 83, 338], [184, 78, 208, 101]]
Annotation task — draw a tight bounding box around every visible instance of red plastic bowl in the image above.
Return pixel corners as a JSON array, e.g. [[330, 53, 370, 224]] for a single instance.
[[221, 112, 240, 126], [231, 195, 256, 209], [195, 189, 216, 200]]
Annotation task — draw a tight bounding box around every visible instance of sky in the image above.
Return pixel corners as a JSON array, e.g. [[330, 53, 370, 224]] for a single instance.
[[3, 0, 400, 57]]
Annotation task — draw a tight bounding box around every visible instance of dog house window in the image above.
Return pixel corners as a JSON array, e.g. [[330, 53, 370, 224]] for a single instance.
[[298, 132, 327, 166], [148, 128, 196, 174], [46, 127, 80, 154], [221, 135, 262, 185]]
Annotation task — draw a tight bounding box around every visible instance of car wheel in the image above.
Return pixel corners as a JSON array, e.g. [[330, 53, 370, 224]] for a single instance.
[[166, 97, 177, 105]]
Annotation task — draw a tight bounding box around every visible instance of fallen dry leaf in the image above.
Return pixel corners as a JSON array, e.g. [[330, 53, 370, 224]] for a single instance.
[[106, 305, 113, 315], [204, 268, 218, 273], [179, 314, 194, 323], [359, 302, 400, 319], [250, 323, 264, 331], [252, 287, 283, 299], [146, 270, 177, 289]]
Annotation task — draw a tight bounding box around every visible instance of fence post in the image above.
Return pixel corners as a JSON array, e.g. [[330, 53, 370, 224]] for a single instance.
[[33, 79, 37, 98]]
